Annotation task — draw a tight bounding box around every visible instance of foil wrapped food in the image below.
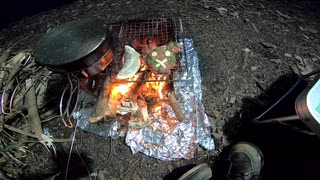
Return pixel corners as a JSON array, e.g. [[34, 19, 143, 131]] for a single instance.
[[72, 38, 215, 160]]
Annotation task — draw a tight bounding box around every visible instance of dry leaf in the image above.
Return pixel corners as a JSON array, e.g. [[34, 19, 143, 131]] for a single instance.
[[270, 59, 282, 64], [284, 53, 292, 57], [251, 66, 258, 71], [291, 64, 300, 75], [275, 10, 291, 19], [216, 7, 228, 16], [296, 58, 316, 75], [229, 97, 236, 104], [295, 55, 303, 63], [230, 11, 239, 19], [260, 42, 277, 48], [299, 26, 318, 34], [303, 34, 310, 39], [212, 109, 221, 119], [242, 48, 251, 53]]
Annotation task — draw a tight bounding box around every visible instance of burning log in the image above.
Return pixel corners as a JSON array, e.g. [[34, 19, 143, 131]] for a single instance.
[[90, 73, 143, 123], [89, 76, 112, 123], [167, 91, 186, 122]]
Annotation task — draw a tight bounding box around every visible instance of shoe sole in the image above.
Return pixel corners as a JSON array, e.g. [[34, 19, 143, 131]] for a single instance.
[[178, 163, 212, 180]]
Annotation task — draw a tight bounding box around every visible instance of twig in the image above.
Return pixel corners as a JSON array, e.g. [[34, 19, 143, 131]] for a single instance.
[[4, 151, 25, 165], [251, 23, 258, 33], [3, 124, 70, 142], [112, 152, 130, 168], [25, 78, 43, 142], [121, 157, 141, 178]]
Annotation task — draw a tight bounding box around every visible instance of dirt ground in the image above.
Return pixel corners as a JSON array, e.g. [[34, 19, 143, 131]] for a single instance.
[[1, 0, 320, 179]]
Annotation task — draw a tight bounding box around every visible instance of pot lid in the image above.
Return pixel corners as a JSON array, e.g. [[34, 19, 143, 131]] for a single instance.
[[34, 17, 112, 73]]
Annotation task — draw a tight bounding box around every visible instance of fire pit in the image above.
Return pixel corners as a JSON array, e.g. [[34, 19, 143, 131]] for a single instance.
[[37, 17, 214, 160]]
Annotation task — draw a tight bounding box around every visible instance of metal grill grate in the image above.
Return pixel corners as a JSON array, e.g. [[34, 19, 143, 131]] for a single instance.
[[108, 17, 189, 83], [120, 18, 175, 46]]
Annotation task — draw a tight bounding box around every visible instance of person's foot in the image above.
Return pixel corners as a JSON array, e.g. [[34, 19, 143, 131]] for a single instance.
[[227, 142, 264, 180], [178, 163, 212, 180]]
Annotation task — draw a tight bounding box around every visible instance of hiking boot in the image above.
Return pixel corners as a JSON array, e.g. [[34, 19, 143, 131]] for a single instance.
[[227, 142, 264, 180], [178, 163, 212, 180]]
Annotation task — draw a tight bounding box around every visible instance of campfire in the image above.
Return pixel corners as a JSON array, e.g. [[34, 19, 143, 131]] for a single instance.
[[33, 17, 214, 160], [89, 18, 186, 129]]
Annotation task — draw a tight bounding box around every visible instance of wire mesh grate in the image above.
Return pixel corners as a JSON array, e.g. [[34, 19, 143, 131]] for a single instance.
[[109, 17, 189, 83]]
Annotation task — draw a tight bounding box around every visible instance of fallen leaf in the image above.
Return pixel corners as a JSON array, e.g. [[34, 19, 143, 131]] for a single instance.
[[296, 58, 317, 75], [275, 10, 291, 19], [303, 34, 310, 39], [212, 109, 221, 119], [242, 48, 251, 53], [270, 59, 282, 64], [216, 7, 228, 16], [251, 66, 258, 71], [230, 11, 239, 19], [312, 57, 319, 62], [251, 23, 259, 33], [167, 165, 174, 172], [260, 42, 277, 48], [284, 53, 292, 57], [299, 26, 318, 34], [291, 64, 300, 75], [295, 55, 303, 62]]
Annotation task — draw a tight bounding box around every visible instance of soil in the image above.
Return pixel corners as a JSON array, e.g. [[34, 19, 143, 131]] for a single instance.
[[1, 0, 320, 179]]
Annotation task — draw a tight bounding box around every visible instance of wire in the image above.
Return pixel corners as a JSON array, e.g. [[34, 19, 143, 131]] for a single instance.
[[65, 119, 79, 180]]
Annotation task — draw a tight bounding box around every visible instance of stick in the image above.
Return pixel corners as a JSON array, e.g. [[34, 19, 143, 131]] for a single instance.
[[25, 78, 43, 142], [167, 91, 186, 122], [95, 76, 111, 117], [3, 124, 70, 142]]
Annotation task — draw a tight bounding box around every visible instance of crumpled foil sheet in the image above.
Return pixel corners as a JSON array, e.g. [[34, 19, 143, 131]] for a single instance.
[[72, 38, 215, 160], [72, 92, 121, 139]]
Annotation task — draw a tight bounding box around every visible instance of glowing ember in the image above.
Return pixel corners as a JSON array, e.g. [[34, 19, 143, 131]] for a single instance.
[[153, 105, 162, 116]]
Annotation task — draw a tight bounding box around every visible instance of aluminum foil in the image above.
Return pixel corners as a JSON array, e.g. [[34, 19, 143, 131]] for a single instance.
[[126, 38, 214, 160], [72, 92, 121, 139], [72, 38, 215, 160]]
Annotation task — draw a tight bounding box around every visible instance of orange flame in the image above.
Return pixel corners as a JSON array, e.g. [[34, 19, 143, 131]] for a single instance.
[[145, 73, 167, 99], [110, 72, 167, 104], [110, 73, 141, 97]]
